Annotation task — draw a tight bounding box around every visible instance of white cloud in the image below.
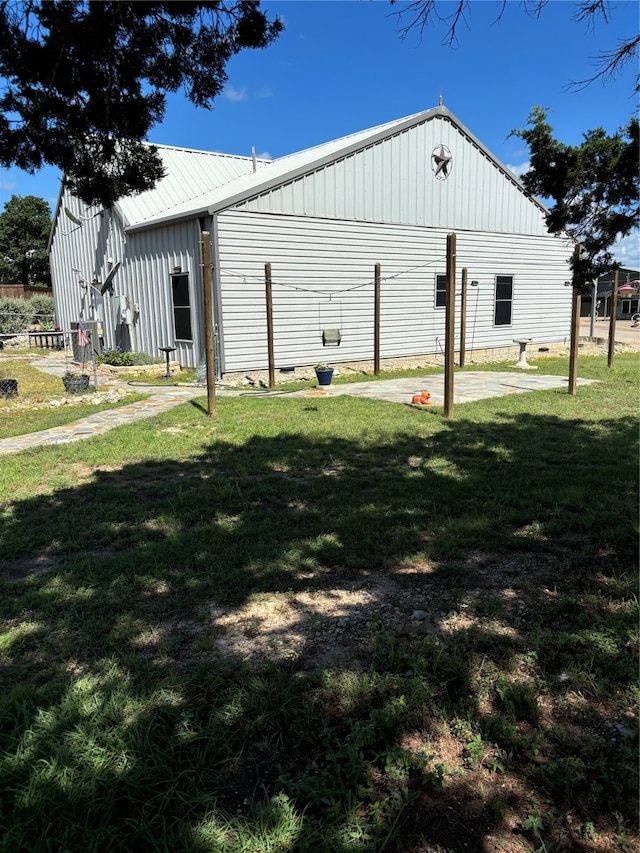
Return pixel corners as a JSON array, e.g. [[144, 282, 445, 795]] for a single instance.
[[256, 87, 273, 99], [0, 179, 16, 191], [224, 85, 248, 103], [506, 161, 530, 178], [612, 232, 640, 271]]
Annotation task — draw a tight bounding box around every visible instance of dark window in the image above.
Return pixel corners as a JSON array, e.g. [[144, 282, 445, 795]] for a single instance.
[[171, 272, 192, 341], [494, 275, 513, 326], [435, 274, 446, 308]]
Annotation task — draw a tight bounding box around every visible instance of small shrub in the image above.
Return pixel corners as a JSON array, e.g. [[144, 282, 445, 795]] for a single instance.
[[129, 352, 162, 366], [96, 349, 162, 367], [96, 348, 135, 367], [29, 295, 55, 330], [0, 297, 35, 334]]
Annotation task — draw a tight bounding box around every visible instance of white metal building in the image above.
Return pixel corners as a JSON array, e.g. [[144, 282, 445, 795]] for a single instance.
[[48, 104, 574, 373]]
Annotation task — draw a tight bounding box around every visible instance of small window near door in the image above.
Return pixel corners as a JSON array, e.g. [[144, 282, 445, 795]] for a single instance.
[[435, 274, 446, 308], [171, 272, 192, 341], [494, 275, 513, 326]]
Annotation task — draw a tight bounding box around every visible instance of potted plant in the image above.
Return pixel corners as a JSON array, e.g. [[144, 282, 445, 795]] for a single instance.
[[62, 371, 90, 394], [314, 363, 334, 386], [0, 377, 18, 398]]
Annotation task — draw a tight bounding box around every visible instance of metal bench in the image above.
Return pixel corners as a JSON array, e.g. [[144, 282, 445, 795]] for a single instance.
[[28, 331, 65, 350]]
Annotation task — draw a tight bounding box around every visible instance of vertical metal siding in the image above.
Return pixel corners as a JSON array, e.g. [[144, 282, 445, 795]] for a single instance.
[[238, 117, 545, 236], [50, 187, 204, 367], [122, 221, 204, 367], [49, 189, 126, 349], [216, 210, 572, 373]]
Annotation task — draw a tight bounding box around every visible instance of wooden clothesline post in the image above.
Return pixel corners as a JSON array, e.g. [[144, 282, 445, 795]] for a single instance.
[[444, 233, 456, 418], [374, 262, 381, 376]]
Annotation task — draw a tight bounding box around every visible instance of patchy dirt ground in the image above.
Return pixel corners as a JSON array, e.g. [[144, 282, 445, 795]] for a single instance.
[[4, 541, 637, 851], [120, 547, 638, 853], [132, 552, 534, 670]]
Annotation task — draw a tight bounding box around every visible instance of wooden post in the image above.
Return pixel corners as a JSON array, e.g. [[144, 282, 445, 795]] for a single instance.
[[201, 231, 217, 416], [568, 243, 582, 396], [568, 288, 581, 395], [459, 267, 467, 368], [607, 267, 619, 368], [444, 233, 456, 418], [374, 262, 381, 376], [265, 262, 275, 389]]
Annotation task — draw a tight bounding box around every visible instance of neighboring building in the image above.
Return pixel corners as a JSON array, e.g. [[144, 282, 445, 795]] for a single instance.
[[585, 269, 639, 320], [48, 104, 574, 373]]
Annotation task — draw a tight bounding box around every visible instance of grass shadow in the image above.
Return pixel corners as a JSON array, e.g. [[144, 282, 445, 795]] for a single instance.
[[0, 397, 637, 851]]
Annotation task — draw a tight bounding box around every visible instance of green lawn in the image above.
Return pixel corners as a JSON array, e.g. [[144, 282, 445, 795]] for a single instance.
[[0, 354, 637, 852], [0, 354, 151, 439]]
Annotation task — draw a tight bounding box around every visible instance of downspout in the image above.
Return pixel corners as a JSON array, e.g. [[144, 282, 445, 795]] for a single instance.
[[211, 213, 224, 379], [199, 215, 224, 379]]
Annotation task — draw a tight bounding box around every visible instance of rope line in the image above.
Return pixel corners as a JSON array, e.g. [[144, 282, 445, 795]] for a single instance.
[[216, 255, 447, 297]]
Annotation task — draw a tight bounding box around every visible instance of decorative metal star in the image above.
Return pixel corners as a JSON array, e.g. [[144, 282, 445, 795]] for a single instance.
[[432, 145, 452, 179]]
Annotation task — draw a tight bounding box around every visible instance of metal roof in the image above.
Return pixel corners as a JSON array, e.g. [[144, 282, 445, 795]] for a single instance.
[[116, 145, 271, 227], [125, 108, 439, 231], [124, 105, 547, 233]]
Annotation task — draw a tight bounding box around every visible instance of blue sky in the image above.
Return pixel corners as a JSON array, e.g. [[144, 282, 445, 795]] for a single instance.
[[1, 0, 637, 266]]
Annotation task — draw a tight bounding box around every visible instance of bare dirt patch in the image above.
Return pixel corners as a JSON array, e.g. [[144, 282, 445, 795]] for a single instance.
[[130, 549, 637, 852]]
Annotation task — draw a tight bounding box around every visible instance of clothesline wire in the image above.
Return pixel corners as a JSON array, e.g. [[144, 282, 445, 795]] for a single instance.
[[216, 255, 447, 298]]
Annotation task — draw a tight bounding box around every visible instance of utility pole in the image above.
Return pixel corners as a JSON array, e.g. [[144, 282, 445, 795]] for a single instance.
[[589, 279, 597, 338]]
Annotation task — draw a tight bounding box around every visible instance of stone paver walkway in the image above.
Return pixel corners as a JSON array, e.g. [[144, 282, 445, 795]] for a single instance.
[[287, 371, 597, 406], [0, 348, 601, 456], [3, 315, 637, 457], [0, 353, 204, 455], [0, 385, 203, 455]]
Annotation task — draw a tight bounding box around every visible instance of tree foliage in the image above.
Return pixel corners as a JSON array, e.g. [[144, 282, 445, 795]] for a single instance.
[[391, 0, 639, 89], [511, 108, 639, 286], [390, 1, 638, 284], [0, 195, 52, 286], [0, 1, 283, 207]]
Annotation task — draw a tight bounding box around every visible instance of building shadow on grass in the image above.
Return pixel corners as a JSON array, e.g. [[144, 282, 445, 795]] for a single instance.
[[0, 408, 637, 851]]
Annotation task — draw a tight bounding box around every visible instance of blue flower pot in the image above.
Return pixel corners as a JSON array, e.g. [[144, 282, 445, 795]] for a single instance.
[[315, 368, 334, 386]]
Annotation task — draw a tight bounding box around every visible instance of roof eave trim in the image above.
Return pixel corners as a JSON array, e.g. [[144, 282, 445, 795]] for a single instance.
[[208, 107, 446, 216], [125, 205, 211, 234], [125, 103, 548, 232], [125, 107, 445, 233], [47, 180, 66, 253]]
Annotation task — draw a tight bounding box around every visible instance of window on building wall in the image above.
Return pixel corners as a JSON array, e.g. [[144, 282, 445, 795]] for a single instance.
[[171, 271, 192, 341], [494, 275, 513, 326], [435, 274, 447, 308]]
